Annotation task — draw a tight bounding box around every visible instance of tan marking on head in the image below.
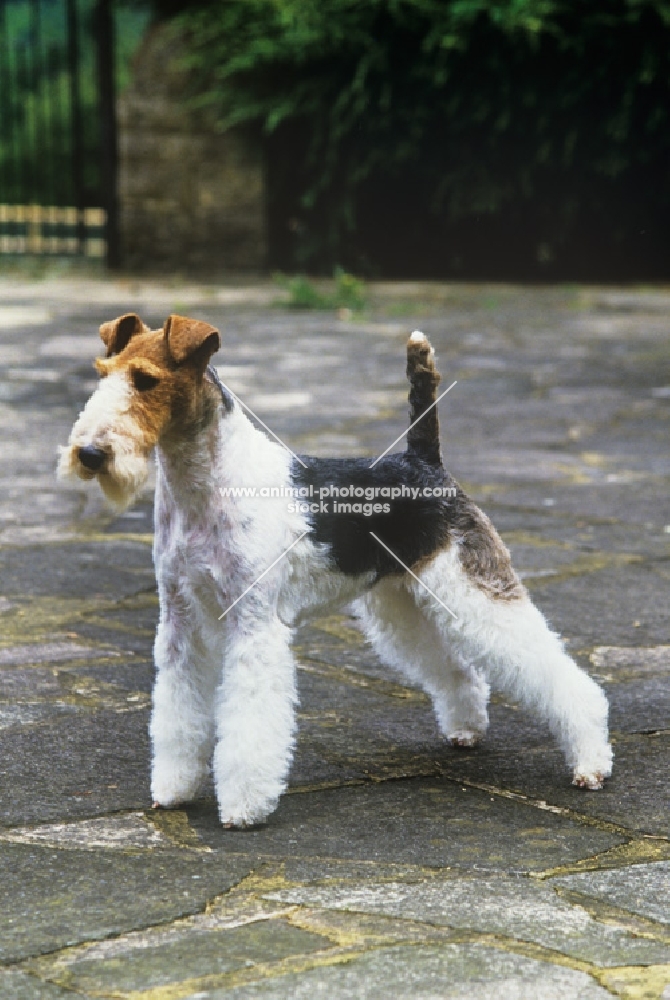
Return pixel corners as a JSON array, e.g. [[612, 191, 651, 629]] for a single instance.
[[99, 313, 150, 357], [163, 314, 220, 366], [127, 358, 164, 382], [93, 315, 222, 453]]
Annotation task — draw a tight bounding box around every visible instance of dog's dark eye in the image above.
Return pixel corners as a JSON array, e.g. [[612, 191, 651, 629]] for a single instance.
[[131, 369, 159, 392]]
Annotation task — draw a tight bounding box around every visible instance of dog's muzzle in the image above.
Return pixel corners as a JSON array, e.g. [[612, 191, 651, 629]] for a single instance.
[[78, 445, 107, 472]]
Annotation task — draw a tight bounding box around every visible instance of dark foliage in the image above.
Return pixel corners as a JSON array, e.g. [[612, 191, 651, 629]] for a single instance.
[[170, 1, 670, 279]]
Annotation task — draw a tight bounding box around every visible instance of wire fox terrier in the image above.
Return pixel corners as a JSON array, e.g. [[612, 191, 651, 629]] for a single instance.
[[59, 313, 612, 827]]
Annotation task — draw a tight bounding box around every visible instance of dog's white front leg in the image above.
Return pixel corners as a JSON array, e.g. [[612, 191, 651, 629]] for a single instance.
[[150, 586, 219, 809], [213, 605, 297, 827]]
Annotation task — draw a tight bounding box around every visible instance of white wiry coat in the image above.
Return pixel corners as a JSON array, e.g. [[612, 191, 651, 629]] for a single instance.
[[59, 315, 612, 827]]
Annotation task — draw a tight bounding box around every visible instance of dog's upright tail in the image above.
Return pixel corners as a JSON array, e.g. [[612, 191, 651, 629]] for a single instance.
[[406, 330, 442, 466]]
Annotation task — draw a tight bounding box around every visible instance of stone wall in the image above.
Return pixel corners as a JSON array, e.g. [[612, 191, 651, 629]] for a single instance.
[[118, 25, 266, 273]]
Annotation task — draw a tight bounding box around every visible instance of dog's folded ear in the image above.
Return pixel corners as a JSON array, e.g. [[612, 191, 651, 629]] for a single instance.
[[164, 314, 221, 366], [99, 313, 148, 357]]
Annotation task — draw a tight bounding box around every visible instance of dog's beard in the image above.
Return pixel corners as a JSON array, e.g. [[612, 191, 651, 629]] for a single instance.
[[57, 441, 150, 512], [57, 371, 156, 510], [97, 449, 150, 510]]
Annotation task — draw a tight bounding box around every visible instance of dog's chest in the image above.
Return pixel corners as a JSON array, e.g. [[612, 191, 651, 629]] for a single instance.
[[154, 491, 237, 591]]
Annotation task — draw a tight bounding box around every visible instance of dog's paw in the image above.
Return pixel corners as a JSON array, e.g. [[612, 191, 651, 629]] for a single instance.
[[217, 793, 278, 830], [572, 743, 613, 790], [222, 819, 267, 831], [151, 794, 188, 810], [448, 730, 482, 749], [572, 771, 606, 790], [219, 809, 272, 829], [151, 764, 206, 809]]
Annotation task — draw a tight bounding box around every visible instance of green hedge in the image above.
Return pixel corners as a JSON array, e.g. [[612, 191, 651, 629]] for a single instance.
[[174, 0, 670, 278], [0, 2, 151, 207]]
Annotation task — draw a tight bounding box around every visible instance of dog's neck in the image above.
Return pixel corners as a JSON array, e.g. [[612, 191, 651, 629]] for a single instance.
[[155, 380, 232, 503], [154, 362, 294, 537], [205, 364, 235, 412]]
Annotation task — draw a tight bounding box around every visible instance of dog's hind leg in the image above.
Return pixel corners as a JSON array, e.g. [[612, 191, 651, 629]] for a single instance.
[[413, 548, 613, 788], [356, 578, 490, 747]]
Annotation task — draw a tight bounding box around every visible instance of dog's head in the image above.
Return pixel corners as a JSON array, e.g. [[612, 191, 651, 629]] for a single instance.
[[58, 313, 220, 509]]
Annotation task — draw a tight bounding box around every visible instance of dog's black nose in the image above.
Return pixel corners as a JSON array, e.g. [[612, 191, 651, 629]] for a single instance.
[[78, 445, 106, 471]]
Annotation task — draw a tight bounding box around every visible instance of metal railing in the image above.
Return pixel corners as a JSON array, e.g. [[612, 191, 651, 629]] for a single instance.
[[0, 204, 106, 256], [0, 0, 119, 264]]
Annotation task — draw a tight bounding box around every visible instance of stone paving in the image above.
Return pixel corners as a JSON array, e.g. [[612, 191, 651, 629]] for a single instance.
[[0, 274, 668, 999]]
